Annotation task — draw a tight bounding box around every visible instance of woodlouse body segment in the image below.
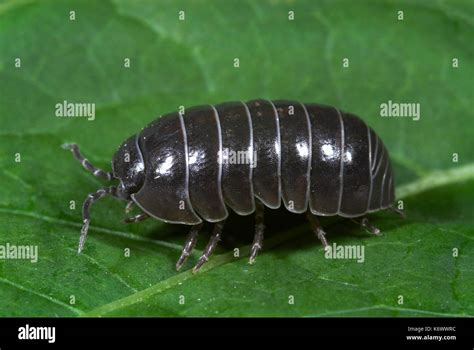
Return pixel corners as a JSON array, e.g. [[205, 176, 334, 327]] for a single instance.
[[215, 101, 255, 215], [182, 105, 228, 222], [339, 112, 372, 217], [132, 111, 201, 224], [306, 104, 344, 216], [274, 100, 311, 214], [247, 99, 282, 209], [65, 99, 400, 272]]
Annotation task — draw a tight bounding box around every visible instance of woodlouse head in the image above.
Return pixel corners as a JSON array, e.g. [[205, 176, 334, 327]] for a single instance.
[[112, 135, 145, 200]]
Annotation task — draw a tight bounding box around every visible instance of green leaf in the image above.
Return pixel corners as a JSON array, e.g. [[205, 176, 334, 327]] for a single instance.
[[0, 0, 472, 317]]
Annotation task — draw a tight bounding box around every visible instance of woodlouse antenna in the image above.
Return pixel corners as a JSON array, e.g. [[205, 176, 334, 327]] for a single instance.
[[62, 143, 114, 181], [78, 186, 117, 253]]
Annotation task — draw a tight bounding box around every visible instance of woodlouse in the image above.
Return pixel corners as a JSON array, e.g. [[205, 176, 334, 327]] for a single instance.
[[64, 99, 402, 272]]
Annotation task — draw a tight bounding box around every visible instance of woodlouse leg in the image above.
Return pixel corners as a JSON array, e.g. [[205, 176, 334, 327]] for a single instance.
[[125, 200, 135, 213], [306, 212, 329, 248], [78, 186, 117, 253], [192, 220, 226, 273], [175, 222, 204, 271], [249, 200, 265, 264], [62, 143, 114, 181], [352, 217, 381, 235], [123, 212, 150, 224], [387, 206, 406, 218]]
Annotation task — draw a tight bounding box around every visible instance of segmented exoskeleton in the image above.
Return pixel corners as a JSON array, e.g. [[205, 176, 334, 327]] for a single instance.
[[64, 99, 402, 272]]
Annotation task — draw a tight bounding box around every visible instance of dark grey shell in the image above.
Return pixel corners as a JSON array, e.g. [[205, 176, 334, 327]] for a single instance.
[[124, 99, 395, 224]]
